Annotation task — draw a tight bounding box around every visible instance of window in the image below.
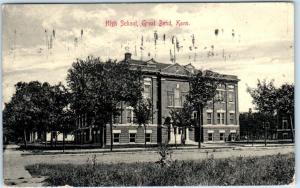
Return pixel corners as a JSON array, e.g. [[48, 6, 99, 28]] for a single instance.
[[207, 112, 212, 124], [127, 108, 137, 124], [127, 109, 132, 123], [133, 112, 137, 123], [113, 111, 121, 124], [230, 113, 235, 124], [228, 85, 235, 90], [217, 113, 225, 124], [145, 133, 151, 142], [168, 89, 187, 107], [228, 92, 234, 102], [208, 133, 213, 141], [181, 92, 188, 106], [216, 91, 225, 102], [283, 133, 288, 139], [167, 91, 174, 106], [220, 133, 224, 141], [282, 119, 288, 129], [113, 116, 120, 124], [144, 85, 151, 99], [113, 133, 120, 143], [174, 88, 180, 106], [129, 133, 136, 143]]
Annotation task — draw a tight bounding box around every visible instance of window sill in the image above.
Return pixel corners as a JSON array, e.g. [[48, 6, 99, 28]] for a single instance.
[[167, 106, 183, 108]]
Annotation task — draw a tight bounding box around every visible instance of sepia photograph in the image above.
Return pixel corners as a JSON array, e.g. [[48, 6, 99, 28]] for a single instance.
[[2, 2, 295, 187]]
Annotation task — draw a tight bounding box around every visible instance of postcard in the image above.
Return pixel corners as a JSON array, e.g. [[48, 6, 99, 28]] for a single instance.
[[2, 2, 294, 187]]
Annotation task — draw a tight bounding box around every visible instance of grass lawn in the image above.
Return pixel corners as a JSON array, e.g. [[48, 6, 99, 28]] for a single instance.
[[26, 153, 294, 186]]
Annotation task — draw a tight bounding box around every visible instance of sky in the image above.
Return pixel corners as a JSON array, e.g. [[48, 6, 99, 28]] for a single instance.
[[2, 3, 294, 112]]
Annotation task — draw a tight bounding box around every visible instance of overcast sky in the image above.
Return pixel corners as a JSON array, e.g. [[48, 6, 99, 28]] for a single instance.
[[2, 3, 294, 112]]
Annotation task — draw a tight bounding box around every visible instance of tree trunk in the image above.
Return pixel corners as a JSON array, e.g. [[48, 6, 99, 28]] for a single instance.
[[23, 128, 27, 149], [290, 115, 294, 143], [54, 132, 57, 148], [63, 131, 65, 153], [264, 122, 267, 147], [101, 126, 105, 148], [44, 131, 47, 147], [110, 114, 113, 152], [50, 131, 53, 147], [276, 114, 279, 140], [252, 131, 254, 146], [181, 128, 184, 145], [175, 127, 177, 149], [247, 130, 249, 144], [144, 124, 147, 148], [198, 104, 202, 149]]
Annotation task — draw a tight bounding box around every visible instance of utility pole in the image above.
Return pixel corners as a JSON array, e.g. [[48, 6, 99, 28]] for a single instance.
[[264, 122, 267, 147]]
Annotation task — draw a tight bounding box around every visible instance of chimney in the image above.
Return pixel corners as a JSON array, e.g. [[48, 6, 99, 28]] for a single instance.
[[124, 52, 132, 61]]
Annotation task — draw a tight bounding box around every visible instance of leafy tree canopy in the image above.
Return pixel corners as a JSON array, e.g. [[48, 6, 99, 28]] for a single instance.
[[247, 80, 294, 116], [169, 102, 195, 128], [67, 56, 143, 127], [133, 98, 152, 126], [186, 70, 220, 108]]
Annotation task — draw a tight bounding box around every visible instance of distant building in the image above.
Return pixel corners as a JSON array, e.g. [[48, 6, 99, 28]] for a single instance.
[[25, 131, 74, 143], [276, 114, 294, 140], [74, 53, 240, 146], [239, 109, 294, 140]]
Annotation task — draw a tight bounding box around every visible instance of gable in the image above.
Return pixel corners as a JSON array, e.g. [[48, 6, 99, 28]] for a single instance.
[[146, 59, 157, 64], [162, 63, 190, 75]]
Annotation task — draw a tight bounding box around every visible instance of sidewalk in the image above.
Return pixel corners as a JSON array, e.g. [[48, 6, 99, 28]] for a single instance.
[[3, 145, 46, 186], [20, 142, 294, 155]]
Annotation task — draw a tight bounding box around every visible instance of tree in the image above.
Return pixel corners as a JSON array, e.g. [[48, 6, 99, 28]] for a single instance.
[[58, 107, 75, 152], [133, 98, 152, 148], [247, 80, 294, 142], [247, 79, 277, 116], [3, 81, 48, 148], [3, 102, 23, 144], [47, 83, 75, 150], [3, 81, 73, 149], [169, 102, 195, 148], [247, 79, 276, 146], [67, 57, 143, 151], [276, 84, 294, 141], [186, 71, 220, 148]]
